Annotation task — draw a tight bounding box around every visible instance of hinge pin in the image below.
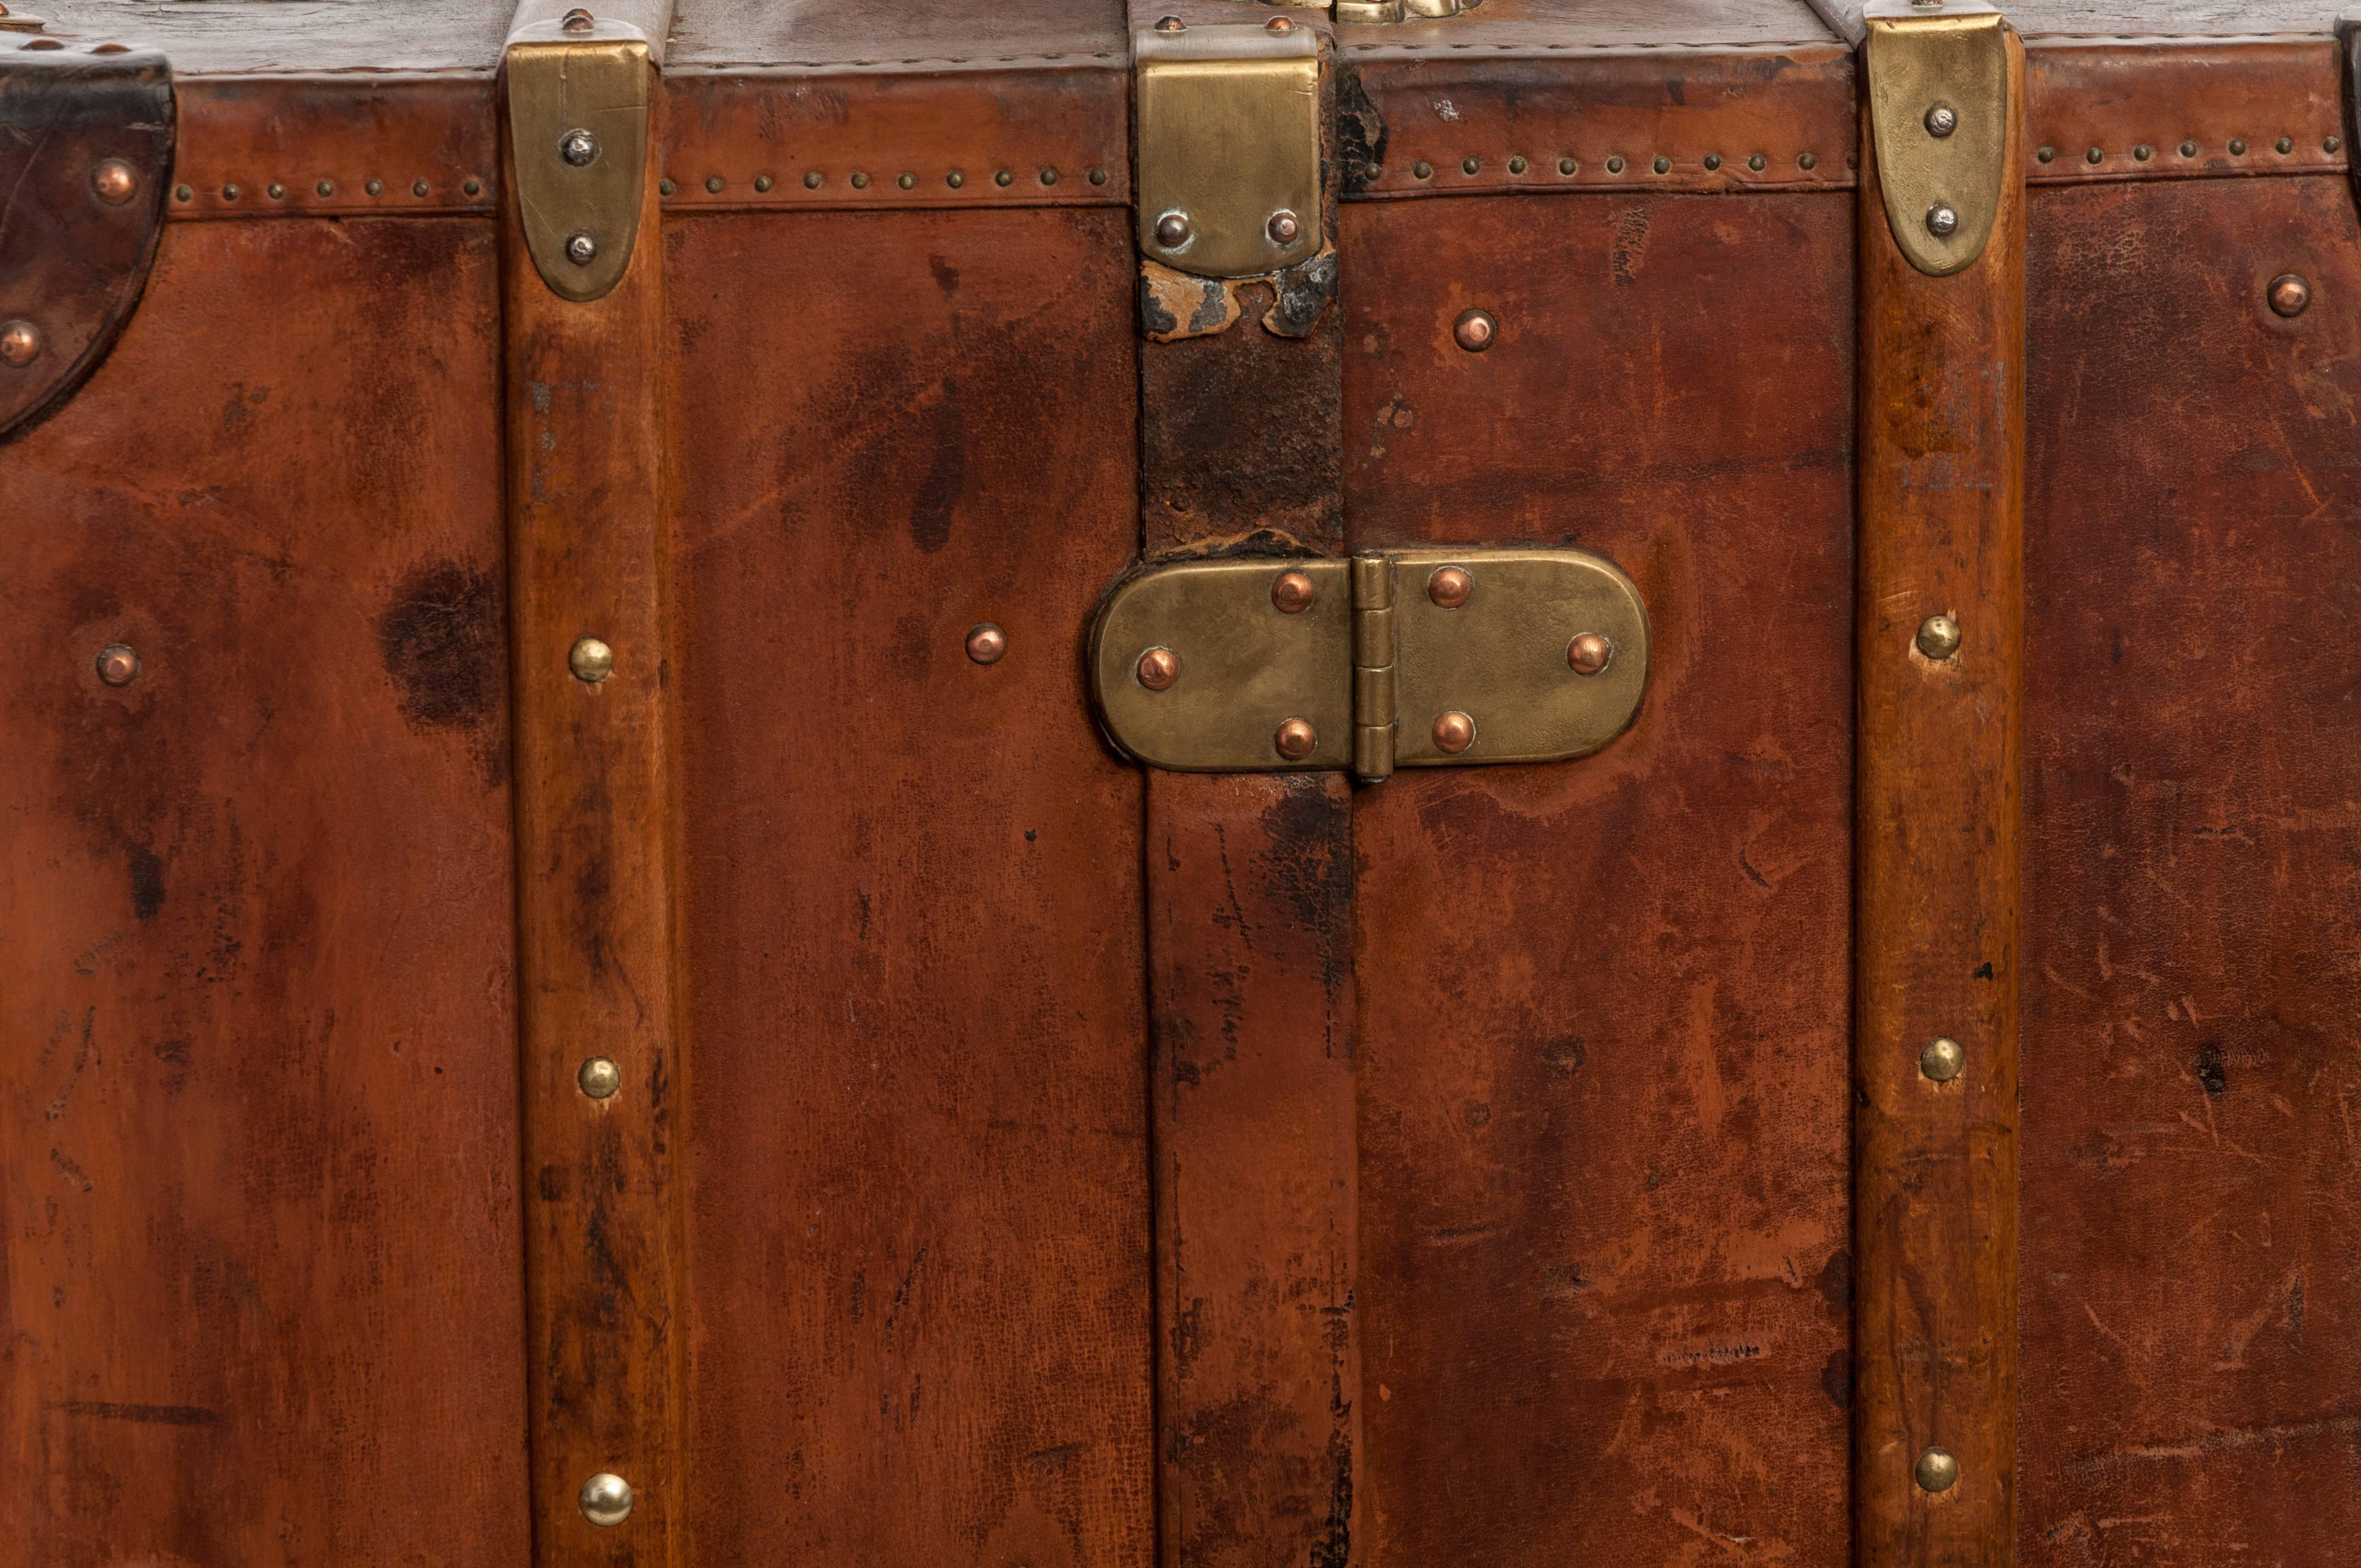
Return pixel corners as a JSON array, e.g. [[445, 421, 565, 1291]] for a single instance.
[[1352, 554, 1397, 781]]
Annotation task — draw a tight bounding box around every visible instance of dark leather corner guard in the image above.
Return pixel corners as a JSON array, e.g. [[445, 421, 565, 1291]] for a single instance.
[[0, 44, 174, 445]]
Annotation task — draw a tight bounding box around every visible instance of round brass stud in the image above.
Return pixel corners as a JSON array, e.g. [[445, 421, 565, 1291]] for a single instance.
[[1914, 1448, 1960, 1494], [0, 318, 41, 368], [413, 179, 430, 197], [1558, 157, 1577, 175], [1567, 633, 1613, 675], [2269, 273, 2311, 318], [1413, 160, 1434, 180], [1453, 309, 1496, 353], [965, 622, 1008, 666], [318, 179, 335, 196], [2085, 147, 2103, 165], [658, 178, 676, 197], [1274, 718, 1317, 761], [1748, 153, 1766, 172], [1652, 155, 1671, 175], [569, 637, 615, 684], [1920, 1036, 1964, 1082], [1428, 566, 1473, 609], [898, 172, 916, 190], [267, 182, 286, 199], [1605, 155, 1625, 175], [1799, 152, 1818, 170], [2229, 139, 2247, 156], [578, 1056, 622, 1099], [754, 174, 773, 193], [221, 183, 240, 201], [1136, 646, 1180, 691], [1463, 157, 1481, 175], [2133, 143, 2152, 162], [948, 170, 966, 189], [578, 1472, 634, 1527], [706, 174, 724, 193], [2037, 146, 2055, 163], [2277, 136, 2295, 155], [1915, 614, 1962, 661], [1432, 711, 1475, 755], [850, 172, 870, 190], [96, 644, 140, 687], [2330, 137, 2345, 155], [2178, 140, 2197, 158], [995, 169, 1014, 187], [1509, 155, 1528, 174], [366, 179, 384, 196], [804, 170, 823, 189], [1272, 571, 1317, 614], [91, 157, 137, 204], [1703, 153, 1721, 171]]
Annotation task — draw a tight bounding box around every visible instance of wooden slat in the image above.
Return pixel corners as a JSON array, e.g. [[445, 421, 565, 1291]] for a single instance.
[[501, 54, 685, 1568], [1853, 26, 2026, 1567]]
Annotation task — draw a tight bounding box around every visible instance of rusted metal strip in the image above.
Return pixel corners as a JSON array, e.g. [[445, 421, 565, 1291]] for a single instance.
[[500, 1, 685, 1559], [1854, 9, 2025, 1565]]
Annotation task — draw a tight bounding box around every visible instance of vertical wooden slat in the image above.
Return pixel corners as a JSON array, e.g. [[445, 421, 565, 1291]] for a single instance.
[[1853, 25, 2025, 1568], [502, 54, 683, 1568]]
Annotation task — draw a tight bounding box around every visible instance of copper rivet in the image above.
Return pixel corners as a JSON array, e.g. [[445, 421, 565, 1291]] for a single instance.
[[1265, 14, 1294, 32], [1921, 1036, 1965, 1082], [96, 644, 139, 687], [93, 42, 130, 53], [1267, 209, 1300, 244], [1432, 711, 1475, 754], [561, 7, 594, 31], [1914, 1448, 1960, 1494], [1272, 571, 1317, 614], [965, 622, 1008, 665], [91, 157, 137, 204], [578, 1056, 622, 1099], [1154, 14, 1184, 32], [1136, 647, 1180, 691], [1275, 718, 1317, 760], [1915, 614, 1962, 660], [1428, 566, 1473, 608], [1452, 310, 1496, 353], [0, 318, 41, 368], [569, 637, 614, 683], [1567, 632, 1613, 674], [578, 1472, 632, 1526], [2269, 273, 2311, 318]]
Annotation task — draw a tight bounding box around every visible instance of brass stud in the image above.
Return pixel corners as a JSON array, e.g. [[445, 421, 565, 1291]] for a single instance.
[[706, 175, 724, 193], [1914, 1448, 1960, 1494], [1703, 153, 1721, 171], [1915, 614, 1962, 661], [2133, 144, 2152, 162], [569, 637, 614, 683], [1040, 167, 1059, 186], [2330, 137, 2344, 155], [413, 179, 430, 197], [267, 181, 285, 199], [2269, 273, 2311, 318], [948, 170, 965, 188], [1652, 155, 1670, 174], [222, 183, 240, 201], [1567, 633, 1612, 675], [96, 644, 139, 687], [754, 174, 772, 192], [1089, 167, 1108, 185], [1799, 152, 1817, 170], [1428, 566, 1473, 608], [578, 1472, 633, 1527], [851, 172, 870, 189], [0, 318, 41, 368], [366, 179, 384, 196], [1274, 718, 1317, 761], [1432, 711, 1475, 754], [1748, 153, 1766, 172], [804, 170, 822, 189], [1558, 157, 1577, 175], [1463, 156, 1480, 175], [2229, 139, 2247, 155], [658, 178, 676, 196], [2085, 147, 2102, 164], [1453, 309, 1496, 353], [898, 172, 916, 189], [2276, 136, 2294, 155], [995, 169, 1014, 187], [317, 178, 335, 196], [2037, 146, 2055, 163], [1920, 1036, 1964, 1082], [91, 157, 137, 204], [1605, 155, 1625, 174], [1509, 155, 1527, 174], [174, 183, 192, 201], [965, 622, 1007, 665], [1413, 160, 1433, 179], [1272, 571, 1317, 614], [578, 1056, 622, 1099], [2178, 140, 2197, 158], [1136, 647, 1180, 691]]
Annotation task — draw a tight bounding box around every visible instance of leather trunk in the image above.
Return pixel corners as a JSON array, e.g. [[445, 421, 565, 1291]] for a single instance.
[[2, 2, 2356, 1565]]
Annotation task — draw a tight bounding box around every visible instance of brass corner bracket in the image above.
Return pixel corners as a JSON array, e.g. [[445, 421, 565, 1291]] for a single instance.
[[1862, 0, 2015, 277], [502, 5, 667, 302]]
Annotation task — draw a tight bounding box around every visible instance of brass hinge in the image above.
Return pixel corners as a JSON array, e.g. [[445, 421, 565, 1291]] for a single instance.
[[1862, 0, 2013, 277], [1091, 549, 1649, 779]]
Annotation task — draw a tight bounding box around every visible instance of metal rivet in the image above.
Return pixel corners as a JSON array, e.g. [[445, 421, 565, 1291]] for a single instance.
[[174, 183, 192, 201], [93, 42, 131, 53], [1748, 153, 1766, 172], [2269, 273, 2311, 318], [2330, 137, 2344, 155], [1452, 309, 1495, 353], [2133, 144, 2152, 162], [1926, 203, 1959, 237], [413, 179, 430, 197], [2229, 139, 2247, 155], [1606, 155, 1626, 174], [578, 1056, 622, 1099], [1153, 14, 1184, 32], [1925, 101, 1958, 138], [995, 169, 1014, 187], [1267, 209, 1300, 244], [464, 177, 482, 196], [2178, 140, 2197, 158], [947, 170, 966, 188], [366, 178, 384, 195], [267, 181, 286, 199], [897, 172, 916, 189], [1703, 153, 1721, 171], [1137, 647, 1180, 690], [566, 231, 597, 265], [706, 174, 724, 193], [1920, 1036, 1965, 1082], [317, 179, 335, 196], [1265, 13, 1294, 32], [1413, 160, 1434, 179], [804, 170, 823, 189], [1568, 633, 1613, 675], [2277, 136, 2294, 155], [1272, 571, 1317, 614], [1914, 1448, 1960, 1494], [1558, 157, 1577, 175], [96, 644, 139, 687], [1463, 156, 1480, 175], [2085, 147, 2102, 164], [754, 174, 772, 192], [1433, 711, 1475, 754], [1040, 167, 1058, 186], [578, 1472, 633, 1527], [22, 37, 61, 49], [1652, 155, 1671, 174], [1799, 152, 1818, 170], [851, 172, 870, 189], [1274, 718, 1317, 761], [1155, 211, 1191, 248], [1089, 166, 1108, 185], [561, 7, 594, 31], [91, 157, 137, 204], [1509, 155, 1527, 174], [0, 319, 41, 368], [2037, 146, 2055, 163], [658, 177, 676, 196], [1915, 614, 1962, 660], [569, 637, 614, 683], [965, 622, 1007, 665], [222, 183, 240, 201], [1428, 566, 1473, 608], [561, 127, 599, 167]]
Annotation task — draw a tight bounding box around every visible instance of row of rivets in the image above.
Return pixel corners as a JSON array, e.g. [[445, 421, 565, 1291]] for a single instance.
[[1910, 589, 1967, 1496], [1401, 150, 1827, 181], [173, 177, 484, 202], [660, 166, 1106, 197], [2036, 135, 2338, 165], [1, 157, 143, 371]]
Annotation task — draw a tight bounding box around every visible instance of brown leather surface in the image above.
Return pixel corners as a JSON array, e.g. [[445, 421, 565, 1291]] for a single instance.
[[2020, 171, 2361, 1567], [663, 207, 1154, 1566], [1853, 33, 2025, 1567], [1342, 189, 1855, 1566], [2026, 39, 2344, 186], [0, 47, 172, 441], [170, 76, 499, 219], [0, 217, 526, 1563], [503, 63, 685, 1565]]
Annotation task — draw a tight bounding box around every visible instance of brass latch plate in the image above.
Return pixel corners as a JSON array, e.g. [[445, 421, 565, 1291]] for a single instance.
[[505, 18, 654, 303], [1134, 22, 1322, 280], [1863, 0, 2010, 277], [1091, 549, 1648, 777]]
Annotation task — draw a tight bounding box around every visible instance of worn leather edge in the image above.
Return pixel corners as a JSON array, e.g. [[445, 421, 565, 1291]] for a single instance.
[[2027, 35, 2347, 184], [0, 47, 174, 446], [166, 74, 497, 219]]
